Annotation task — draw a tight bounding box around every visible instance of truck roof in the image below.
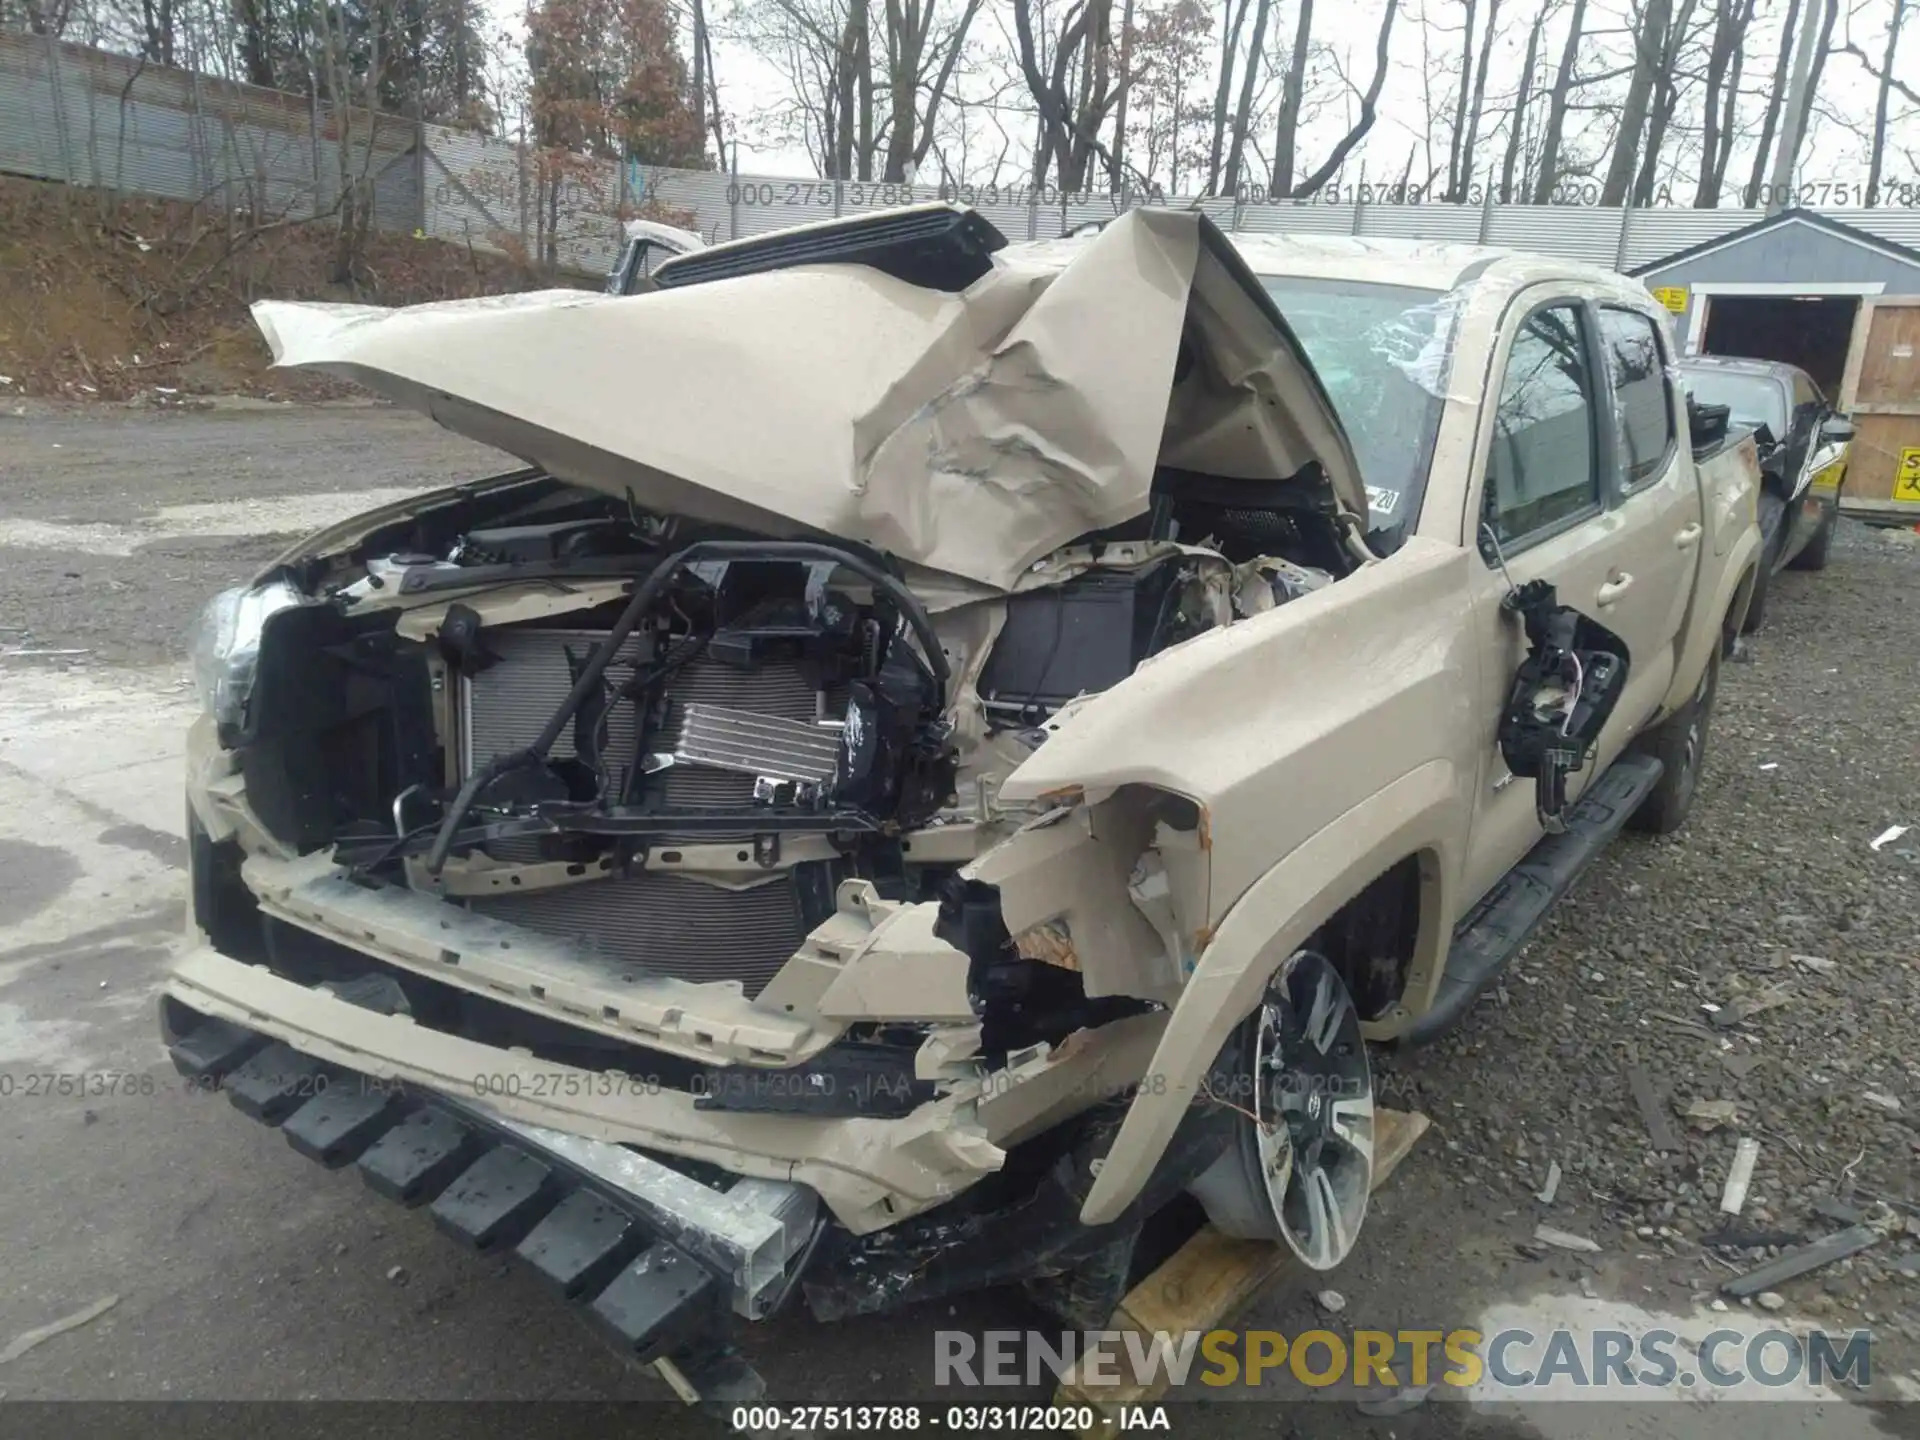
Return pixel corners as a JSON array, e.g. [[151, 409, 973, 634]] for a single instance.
[[1225, 230, 1641, 297], [1677, 353, 1801, 381]]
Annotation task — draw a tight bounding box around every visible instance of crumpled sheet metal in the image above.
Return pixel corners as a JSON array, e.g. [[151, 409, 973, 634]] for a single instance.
[[253, 209, 1361, 592]]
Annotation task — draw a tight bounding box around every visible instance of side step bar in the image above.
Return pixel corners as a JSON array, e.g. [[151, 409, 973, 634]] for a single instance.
[[1402, 753, 1664, 1045]]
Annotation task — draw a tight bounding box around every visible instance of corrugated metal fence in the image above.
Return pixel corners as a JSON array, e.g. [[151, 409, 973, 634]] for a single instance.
[[426, 126, 1920, 280], [8, 33, 1920, 283], [0, 30, 419, 232]]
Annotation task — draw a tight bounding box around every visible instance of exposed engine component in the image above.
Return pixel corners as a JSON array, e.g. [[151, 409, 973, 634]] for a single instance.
[[469, 869, 809, 996], [449, 518, 647, 566], [666, 704, 843, 790], [977, 555, 1216, 728], [421, 540, 955, 877]]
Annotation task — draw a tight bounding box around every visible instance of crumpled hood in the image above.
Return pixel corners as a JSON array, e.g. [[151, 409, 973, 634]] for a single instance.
[[254, 208, 1364, 591]]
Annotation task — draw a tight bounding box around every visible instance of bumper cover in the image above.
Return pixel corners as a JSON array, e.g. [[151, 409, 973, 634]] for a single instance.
[[164, 1000, 825, 1393]]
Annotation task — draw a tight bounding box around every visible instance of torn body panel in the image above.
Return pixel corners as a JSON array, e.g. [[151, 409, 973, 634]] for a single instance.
[[252, 210, 1366, 593]]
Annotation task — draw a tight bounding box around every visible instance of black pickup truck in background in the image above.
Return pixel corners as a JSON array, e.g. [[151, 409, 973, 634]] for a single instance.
[[1678, 354, 1855, 632]]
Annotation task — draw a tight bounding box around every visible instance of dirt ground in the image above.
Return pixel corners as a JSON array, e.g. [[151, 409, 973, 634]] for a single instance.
[[0, 176, 547, 405], [0, 403, 1915, 1437]]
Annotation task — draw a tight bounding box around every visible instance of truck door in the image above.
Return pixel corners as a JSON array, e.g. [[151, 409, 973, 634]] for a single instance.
[[1461, 298, 1654, 907], [1590, 305, 1696, 719]]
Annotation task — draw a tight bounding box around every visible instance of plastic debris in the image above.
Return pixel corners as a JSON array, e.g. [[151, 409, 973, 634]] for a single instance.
[[1315, 1289, 1347, 1314], [0, 1295, 120, 1364], [1869, 825, 1909, 851], [1534, 1224, 1601, 1254], [1720, 1137, 1760, 1215], [1758, 1292, 1786, 1311], [1626, 1066, 1683, 1151], [1863, 1091, 1903, 1115], [1683, 1098, 1739, 1131], [1355, 1384, 1434, 1417], [1721, 1218, 1894, 1298], [1536, 1160, 1562, 1206], [1792, 954, 1837, 974], [1758, 762, 1779, 771]]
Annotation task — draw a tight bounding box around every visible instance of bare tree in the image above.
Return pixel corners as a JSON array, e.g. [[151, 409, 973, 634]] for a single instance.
[[1693, 0, 1754, 205], [1218, 0, 1269, 194], [1013, 0, 1122, 189], [1442, 0, 1477, 200], [877, 0, 984, 180], [1766, 0, 1836, 206], [1600, 0, 1669, 205], [1530, 0, 1586, 201], [1738, 0, 1799, 203], [1272, 0, 1398, 197], [1203, 0, 1250, 192], [1455, 0, 1502, 199], [1629, 0, 1702, 204], [731, 0, 873, 177], [1844, 0, 1915, 204], [1269, 0, 1311, 197], [1499, 1, 1545, 202]]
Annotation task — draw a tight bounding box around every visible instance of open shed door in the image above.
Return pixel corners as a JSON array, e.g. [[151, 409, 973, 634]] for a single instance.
[[1839, 297, 1920, 523]]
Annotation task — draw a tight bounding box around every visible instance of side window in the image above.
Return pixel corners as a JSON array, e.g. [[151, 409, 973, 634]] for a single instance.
[[1485, 303, 1601, 546], [1791, 371, 1823, 410], [1597, 307, 1676, 489]]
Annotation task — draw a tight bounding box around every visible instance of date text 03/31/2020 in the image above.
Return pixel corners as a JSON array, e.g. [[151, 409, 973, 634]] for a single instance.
[[729, 1406, 1173, 1433]]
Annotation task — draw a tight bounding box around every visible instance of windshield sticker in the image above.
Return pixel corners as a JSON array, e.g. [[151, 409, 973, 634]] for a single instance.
[[1366, 486, 1401, 515]]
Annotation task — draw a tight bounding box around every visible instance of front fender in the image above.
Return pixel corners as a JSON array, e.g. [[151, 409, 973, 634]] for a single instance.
[[1078, 759, 1460, 1226]]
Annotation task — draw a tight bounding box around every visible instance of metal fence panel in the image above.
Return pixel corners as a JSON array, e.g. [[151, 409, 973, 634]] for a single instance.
[[0, 32, 417, 228], [11, 34, 1920, 290], [1235, 200, 1355, 234]]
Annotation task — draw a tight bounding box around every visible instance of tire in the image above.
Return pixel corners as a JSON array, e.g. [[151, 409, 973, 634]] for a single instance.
[[1789, 504, 1837, 571], [1629, 647, 1720, 835], [1185, 951, 1373, 1269]]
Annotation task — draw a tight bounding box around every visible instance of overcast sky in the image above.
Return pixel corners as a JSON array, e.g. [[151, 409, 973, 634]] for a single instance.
[[490, 0, 1916, 200]]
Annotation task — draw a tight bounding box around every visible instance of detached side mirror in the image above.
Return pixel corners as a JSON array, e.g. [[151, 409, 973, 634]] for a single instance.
[[1821, 415, 1856, 444]]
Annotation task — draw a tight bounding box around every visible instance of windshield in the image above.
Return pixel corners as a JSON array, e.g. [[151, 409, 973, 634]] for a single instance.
[[1258, 275, 1450, 535], [1681, 368, 1787, 436]]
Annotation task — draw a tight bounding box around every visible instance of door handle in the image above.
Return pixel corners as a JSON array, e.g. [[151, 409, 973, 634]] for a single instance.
[[1673, 523, 1703, 550], [1596, 573, 1634, 606]]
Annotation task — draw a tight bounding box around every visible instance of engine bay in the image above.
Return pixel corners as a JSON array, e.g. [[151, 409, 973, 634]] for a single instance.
[[223, 465, 1358, 1004]]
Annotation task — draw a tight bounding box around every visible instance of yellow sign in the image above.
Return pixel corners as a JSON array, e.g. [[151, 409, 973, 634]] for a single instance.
[[1897, 447, 1920, 504], [1651, 285, 1688, 313]]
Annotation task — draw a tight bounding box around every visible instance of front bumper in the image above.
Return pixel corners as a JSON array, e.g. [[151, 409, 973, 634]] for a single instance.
[[162, 996, 823, 1396]]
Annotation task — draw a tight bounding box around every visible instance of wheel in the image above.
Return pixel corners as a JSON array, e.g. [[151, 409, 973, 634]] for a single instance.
[[1186, 951, 1373, 1269], [1741, 495, 1786, 633], [1629, 646, 1720, 835], [1789, 504, 1837, 571]]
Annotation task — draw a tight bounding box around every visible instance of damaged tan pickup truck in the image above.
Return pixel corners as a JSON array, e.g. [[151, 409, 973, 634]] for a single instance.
[[167, 205, 1762, 1397]]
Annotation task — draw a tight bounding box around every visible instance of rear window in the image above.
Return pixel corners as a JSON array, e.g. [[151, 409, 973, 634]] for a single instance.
[[1597, 308, 1676, 488], [1257, 276, 1450, 534], [1680, 368, 1788, 437]]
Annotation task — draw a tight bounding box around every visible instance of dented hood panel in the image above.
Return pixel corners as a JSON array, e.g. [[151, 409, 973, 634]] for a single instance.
[[253, 209, 1364, 591]]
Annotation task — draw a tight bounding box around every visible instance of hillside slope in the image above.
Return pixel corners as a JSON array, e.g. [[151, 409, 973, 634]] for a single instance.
[[0, 176, 564, 403]]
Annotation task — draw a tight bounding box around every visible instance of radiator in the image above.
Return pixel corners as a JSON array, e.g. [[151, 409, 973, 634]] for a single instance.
[[457, 629, 827, 993], [470, 869, 806, 995]]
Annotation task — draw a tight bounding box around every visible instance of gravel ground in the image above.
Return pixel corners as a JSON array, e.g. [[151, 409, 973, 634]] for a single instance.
[[1320, 519, 1920, 1377], [0, 403, 1915, 1435], [0, 400, 500, 664]]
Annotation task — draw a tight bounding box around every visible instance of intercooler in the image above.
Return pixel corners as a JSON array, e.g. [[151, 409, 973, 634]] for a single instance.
[[456, 628, 830, 996]]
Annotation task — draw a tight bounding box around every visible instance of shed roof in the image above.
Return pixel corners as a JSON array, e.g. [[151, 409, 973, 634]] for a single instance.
[[1631, 208, 1920, 277]]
